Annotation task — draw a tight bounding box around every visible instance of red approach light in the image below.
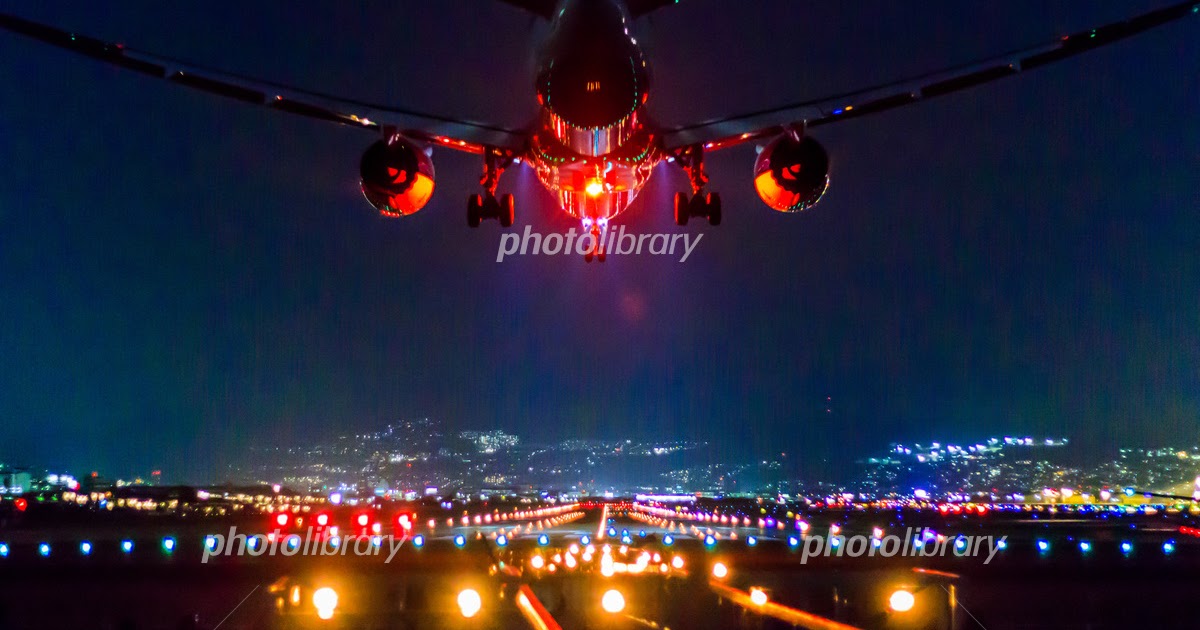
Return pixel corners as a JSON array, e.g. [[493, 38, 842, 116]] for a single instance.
[[275, 513, 290, 528], [397, 513, 414, 531], [356, 513, 370, 528], [316, 513, 330, 527], [14, 498, 27, 512]]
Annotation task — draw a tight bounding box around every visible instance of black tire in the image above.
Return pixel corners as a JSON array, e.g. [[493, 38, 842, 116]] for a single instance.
[[499, 194, 515, 228], [483, 194, 500, 218], [674, 192, 690, 226], [706, 192, 722, 226], [467, 194, 482, 228]]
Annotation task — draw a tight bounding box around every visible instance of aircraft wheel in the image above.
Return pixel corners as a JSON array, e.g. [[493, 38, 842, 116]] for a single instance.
[[674, 192, 690, 226], [706, 192, 722, 226], [467, 194, 482, 228], [499, 193, 515, 228]]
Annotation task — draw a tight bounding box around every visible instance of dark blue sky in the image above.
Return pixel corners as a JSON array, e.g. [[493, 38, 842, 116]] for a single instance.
[[0, 1, 1196, 481]]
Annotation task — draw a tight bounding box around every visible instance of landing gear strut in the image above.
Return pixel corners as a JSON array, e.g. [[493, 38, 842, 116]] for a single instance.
[[582, 219, 608, 263], [671, 144, 721, 226], [467, 147, 516, 228]]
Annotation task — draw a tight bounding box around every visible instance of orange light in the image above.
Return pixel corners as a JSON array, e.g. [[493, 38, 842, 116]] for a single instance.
[[585, 179, 604, 197]]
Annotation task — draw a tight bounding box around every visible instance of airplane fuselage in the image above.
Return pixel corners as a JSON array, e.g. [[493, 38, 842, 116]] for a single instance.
[[526, 0, 662, 224]]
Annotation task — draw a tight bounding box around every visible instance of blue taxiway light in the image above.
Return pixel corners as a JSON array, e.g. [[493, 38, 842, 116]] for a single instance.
[[497, 535, 508, 547], [0, 543, 8, 557], [80, 541, 93, 555], [1079, 541, 1092, 553], [1121, 541, 1133, 554], [38, 543, 51, 557], [162, 537, 176, 552], [1037, 540, 1050, 553], [205, 535, 218, 551], [580, 535, 591, 546], [704, 535, 716, 546], [538, 534, 549, 546], [747, 536, 757, 547], [788, 536, 799, 547], [413, 535, 425, 548], [454, 535, 466, 548], [121, 540, 134, 553], [663, 535, 674, 546], [1163, 541, 1176, 554]]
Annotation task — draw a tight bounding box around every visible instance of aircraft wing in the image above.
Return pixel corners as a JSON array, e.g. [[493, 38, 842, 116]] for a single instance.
[[662, 1, 1199, 151], [497, 0, 681, 19], [0, 12, 529, 155]]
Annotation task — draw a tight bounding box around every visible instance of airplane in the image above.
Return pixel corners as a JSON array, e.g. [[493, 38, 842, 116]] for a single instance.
[[1, 1, 1196, 261]]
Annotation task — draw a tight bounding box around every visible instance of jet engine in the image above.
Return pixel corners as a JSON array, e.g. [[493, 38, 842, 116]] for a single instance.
[[360, 134, 435, 217], [753, 134, 830, 212]]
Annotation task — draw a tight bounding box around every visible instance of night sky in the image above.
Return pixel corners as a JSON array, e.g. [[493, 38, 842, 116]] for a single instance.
[[0, 1, 1196, 482]]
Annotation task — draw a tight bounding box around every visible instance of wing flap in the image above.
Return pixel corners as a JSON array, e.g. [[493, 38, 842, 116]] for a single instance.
[[0, 11, 529, 154], [663, 1, 1198, 150]]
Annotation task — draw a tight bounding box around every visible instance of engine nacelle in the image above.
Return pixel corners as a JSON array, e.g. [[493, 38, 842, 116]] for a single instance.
[[360, 135, 435, 217], [753, 134, 830, 212]]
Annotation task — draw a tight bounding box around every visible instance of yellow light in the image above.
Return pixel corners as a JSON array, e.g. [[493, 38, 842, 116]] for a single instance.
[[312, 587, 338, 620], [712, 562, 729, 579], [889, 589, 915, 613], [458, 588, 483, 618], [671, 556, 684, 569], [530, 555, 545, 569], [585, 179, 604, 197], [601, 589, 626, 613], [749, 588, 768, 607], [290, 586, 300, 606]]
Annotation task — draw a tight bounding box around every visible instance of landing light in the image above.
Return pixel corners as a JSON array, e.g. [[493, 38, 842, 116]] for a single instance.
[[586, 179, 604, 197], [601, 589, 626, 613], [458, 588, 482, 618], [889, 589, 916, 613], [312, 587, 338, 620]]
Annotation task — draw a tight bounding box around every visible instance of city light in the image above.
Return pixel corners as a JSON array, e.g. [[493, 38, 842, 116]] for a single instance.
[[458, 589, 483, 618], [312, 587, 338, 620], [889, 589, 916, 613], [601, 589, 626, 613], [749, 588, 768, 606], [712, 562, 729, 579]]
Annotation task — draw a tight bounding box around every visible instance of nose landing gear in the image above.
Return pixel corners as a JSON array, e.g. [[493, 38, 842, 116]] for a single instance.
[[582, 218, 608, 263]]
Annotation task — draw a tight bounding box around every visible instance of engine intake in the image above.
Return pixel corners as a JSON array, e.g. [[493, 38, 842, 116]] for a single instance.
[[753, 135, 830, 212], [360, 135, 435, 217]]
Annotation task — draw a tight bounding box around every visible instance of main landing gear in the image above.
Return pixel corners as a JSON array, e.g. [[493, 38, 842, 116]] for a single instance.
[[672, 144, 722, 226], [467, 147, 516, 228]]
